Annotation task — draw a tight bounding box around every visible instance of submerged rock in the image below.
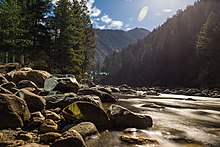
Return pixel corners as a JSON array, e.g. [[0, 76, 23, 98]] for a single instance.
[[0, 94, 30, 129], [107, 104, 153, 129], [120, 134, 159, 145]]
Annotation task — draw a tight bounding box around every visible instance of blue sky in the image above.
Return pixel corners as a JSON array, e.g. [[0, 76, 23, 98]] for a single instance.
[[88, 0, 197, 31]]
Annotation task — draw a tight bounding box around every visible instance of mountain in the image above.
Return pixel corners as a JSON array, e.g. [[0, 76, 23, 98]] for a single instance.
[[94, 28, 150, 66], [101, 0, 220, 88]]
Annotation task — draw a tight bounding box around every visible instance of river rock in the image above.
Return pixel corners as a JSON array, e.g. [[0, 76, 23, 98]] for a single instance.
[[44, 93, 102, 109], [44, 75, 80, 93], [6, 69, 51, 88], [40, 119, 58, 133], [120, 134, 159, 145], [16, 132, 33, 141], [18, 80, 38, 89], [40, 132, 62, 144], [18, 89, 46, 112], [0, 94, 30, 129], [107, 104, 153, 129], [29, 111, 45, 127], [0, 87, 13, 94], [67, 122, 99, 139], [0, 75, 8, 85], [43, 110, 61, 121], [1, 81, 17, 91], [62, 102, 110, 129], [78, 88, 116, 103], [145, 90, 159, 96], [51, 130, 87, 147]]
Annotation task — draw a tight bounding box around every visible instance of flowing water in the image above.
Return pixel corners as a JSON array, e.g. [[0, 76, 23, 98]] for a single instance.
[[87, 93, 220, 147]]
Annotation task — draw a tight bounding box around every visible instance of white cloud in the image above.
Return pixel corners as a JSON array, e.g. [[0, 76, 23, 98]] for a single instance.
[[162, 9, 173, 13], [97, 25, 106, 29], [101, 15, 112, 24], [87, 0, 95, 13], [126, 0, 132, 2], [90, 7, 101, 17], [110, 20, 124, 29]]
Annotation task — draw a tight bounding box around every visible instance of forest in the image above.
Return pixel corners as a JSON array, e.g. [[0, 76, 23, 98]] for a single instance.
[[0, 0, 96, 79], [101, 0, 220, 88]]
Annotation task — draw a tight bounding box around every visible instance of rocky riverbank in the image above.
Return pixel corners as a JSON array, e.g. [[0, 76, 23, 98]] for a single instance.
[[0, 67, 154, 147], [0, 65, 220, 146]]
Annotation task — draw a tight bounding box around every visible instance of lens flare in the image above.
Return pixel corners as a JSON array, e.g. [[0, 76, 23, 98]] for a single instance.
[[138, 6, 148, 22]]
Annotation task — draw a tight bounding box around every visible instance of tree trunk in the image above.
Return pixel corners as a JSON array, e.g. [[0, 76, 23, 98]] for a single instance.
[[5, 52, 8, 63]]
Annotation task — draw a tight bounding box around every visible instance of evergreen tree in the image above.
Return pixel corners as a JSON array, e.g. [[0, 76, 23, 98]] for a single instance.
[[50, 0, 85, 77], [196, 8, 220, 87], [19, 0, 52, 67], [0, 0, 32, 63], [80, 0, 96, 76]]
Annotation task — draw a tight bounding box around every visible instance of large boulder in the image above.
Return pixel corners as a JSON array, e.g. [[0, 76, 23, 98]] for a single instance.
[[51, 130, 87, 147], [44, 93, 102, 109], [78, 88, 117, 103], [6, 69, 51, 88], [18, 89, 46, 112], [0, 94, 30, 129], [62, 102, 110, 129], [107, 104, 153, 129], [44, 75, 80, 93]]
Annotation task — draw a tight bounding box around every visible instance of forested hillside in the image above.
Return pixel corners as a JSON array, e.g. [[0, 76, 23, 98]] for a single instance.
[[95, 28, 150, 67], [0, 0, 95, 79], [101, 0, 220, 88]]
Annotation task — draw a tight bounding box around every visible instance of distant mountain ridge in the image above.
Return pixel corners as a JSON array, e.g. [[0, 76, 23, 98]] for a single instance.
[[101, 0, 220, 88], [95, 28, 150, 66]]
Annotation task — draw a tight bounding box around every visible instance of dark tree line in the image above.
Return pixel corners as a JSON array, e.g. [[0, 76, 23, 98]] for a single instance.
[[0, 0, 96, 79], [102, 0, 220, 88]]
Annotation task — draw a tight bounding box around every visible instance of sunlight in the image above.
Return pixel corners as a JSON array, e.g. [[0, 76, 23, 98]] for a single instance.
[[138, 6, 148, 22]]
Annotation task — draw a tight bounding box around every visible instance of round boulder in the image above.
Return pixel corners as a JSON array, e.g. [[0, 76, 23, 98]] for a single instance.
[[18, 89, 46, 112], [67, 122, 99, 139], [107, 104, 153, 129], [0, 94, 30, 129], [44, 75, 79, 93], [62, 102, 110, 130], [51, 130, 87, 147]]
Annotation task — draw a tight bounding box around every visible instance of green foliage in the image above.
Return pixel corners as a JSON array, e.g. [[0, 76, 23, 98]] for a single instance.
[[0, 0, 96, 79]]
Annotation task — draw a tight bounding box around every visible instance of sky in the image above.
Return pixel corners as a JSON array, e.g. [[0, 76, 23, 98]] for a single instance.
[[87, 0, 197, 31]]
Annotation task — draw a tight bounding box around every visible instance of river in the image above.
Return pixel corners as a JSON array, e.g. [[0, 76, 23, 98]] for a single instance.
[[87, 92, 220, 147]]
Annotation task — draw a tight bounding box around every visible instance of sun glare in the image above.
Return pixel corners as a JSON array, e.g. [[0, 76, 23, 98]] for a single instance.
[[138, 6, 148, 22]]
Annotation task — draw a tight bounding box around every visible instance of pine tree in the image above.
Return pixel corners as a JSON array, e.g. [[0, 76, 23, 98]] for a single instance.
[[196, 8, 220, 87], [19, 0, 52, 67], [80, 0, 96, 77], [0, 0, 32, 63], [50, 0, 85, 77]]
